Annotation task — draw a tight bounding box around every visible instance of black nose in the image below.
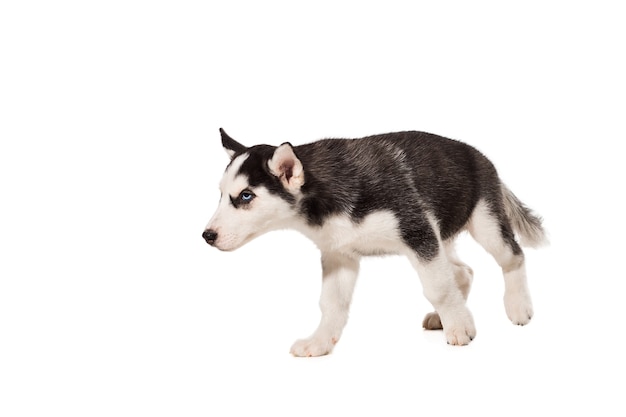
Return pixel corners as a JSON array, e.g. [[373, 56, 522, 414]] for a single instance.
[[202, 229, 217, 245]]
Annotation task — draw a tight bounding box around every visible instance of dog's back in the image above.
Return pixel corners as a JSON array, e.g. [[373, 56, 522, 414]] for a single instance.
[[293, 131, 529, 258], [297, 132, 489, 227]]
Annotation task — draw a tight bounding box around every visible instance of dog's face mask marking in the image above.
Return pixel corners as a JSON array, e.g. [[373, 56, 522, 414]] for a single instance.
[[203, 130, 301, 251]]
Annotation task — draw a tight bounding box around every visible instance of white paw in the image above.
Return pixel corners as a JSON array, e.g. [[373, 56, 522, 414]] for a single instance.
[[504, 293, 534, 325], [290, 335, 338, 357], [443, 314, 476, 346]]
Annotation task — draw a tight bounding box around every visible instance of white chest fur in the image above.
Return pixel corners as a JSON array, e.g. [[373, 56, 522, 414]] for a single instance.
[[296, 210, 406, 256]]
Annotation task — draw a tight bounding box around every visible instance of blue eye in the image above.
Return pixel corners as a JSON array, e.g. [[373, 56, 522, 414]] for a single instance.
[[240, 191, 254, 203]]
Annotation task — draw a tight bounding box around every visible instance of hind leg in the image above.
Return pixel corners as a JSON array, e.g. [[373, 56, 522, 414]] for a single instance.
[[410, 250, 476, 345], [422, 240, 474, 330], [468, 200, 533, 325]]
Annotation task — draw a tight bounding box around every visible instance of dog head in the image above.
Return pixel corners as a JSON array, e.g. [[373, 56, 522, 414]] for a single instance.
[[202, 128, 305, 251]]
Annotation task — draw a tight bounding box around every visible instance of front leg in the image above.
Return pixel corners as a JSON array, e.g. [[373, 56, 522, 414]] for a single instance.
[[412, 252, 476, 345], [290, 252, 359, 357]]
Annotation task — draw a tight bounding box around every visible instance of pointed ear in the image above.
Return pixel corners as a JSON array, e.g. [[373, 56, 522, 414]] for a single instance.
[[220, 128, 247, 159], [268, 143, 305, 191]]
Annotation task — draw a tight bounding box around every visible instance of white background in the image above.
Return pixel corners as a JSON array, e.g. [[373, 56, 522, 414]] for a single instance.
[[1, 1, 625, 416]]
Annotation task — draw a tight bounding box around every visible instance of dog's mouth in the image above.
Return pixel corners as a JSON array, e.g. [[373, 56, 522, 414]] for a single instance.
[[204, 230, 257, 252], [212, 242, 238, 252]]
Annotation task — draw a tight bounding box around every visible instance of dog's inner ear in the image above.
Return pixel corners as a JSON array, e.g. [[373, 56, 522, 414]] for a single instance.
[[220, 128, 247, 159], [268, 143, 304, 191]]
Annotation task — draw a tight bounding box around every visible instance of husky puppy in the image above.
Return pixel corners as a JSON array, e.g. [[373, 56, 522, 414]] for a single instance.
[[203, 128, 546, 357]]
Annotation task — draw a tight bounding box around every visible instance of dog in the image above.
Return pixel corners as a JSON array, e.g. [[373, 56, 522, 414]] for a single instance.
[[203, 128, 547, 357]]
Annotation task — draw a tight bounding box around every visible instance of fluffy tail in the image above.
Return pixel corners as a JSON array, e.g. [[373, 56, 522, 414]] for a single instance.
[[501, 183, 548, 248]]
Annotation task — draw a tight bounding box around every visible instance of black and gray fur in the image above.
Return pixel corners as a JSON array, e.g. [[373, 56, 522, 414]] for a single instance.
[[217, 128, 543, 261]]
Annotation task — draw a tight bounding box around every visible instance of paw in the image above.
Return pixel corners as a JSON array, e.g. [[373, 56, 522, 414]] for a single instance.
[[444, 315, 476, 346], [504, 293, 534, 325], [290, 335, 338, 357], [422, 311, 443, 330]]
